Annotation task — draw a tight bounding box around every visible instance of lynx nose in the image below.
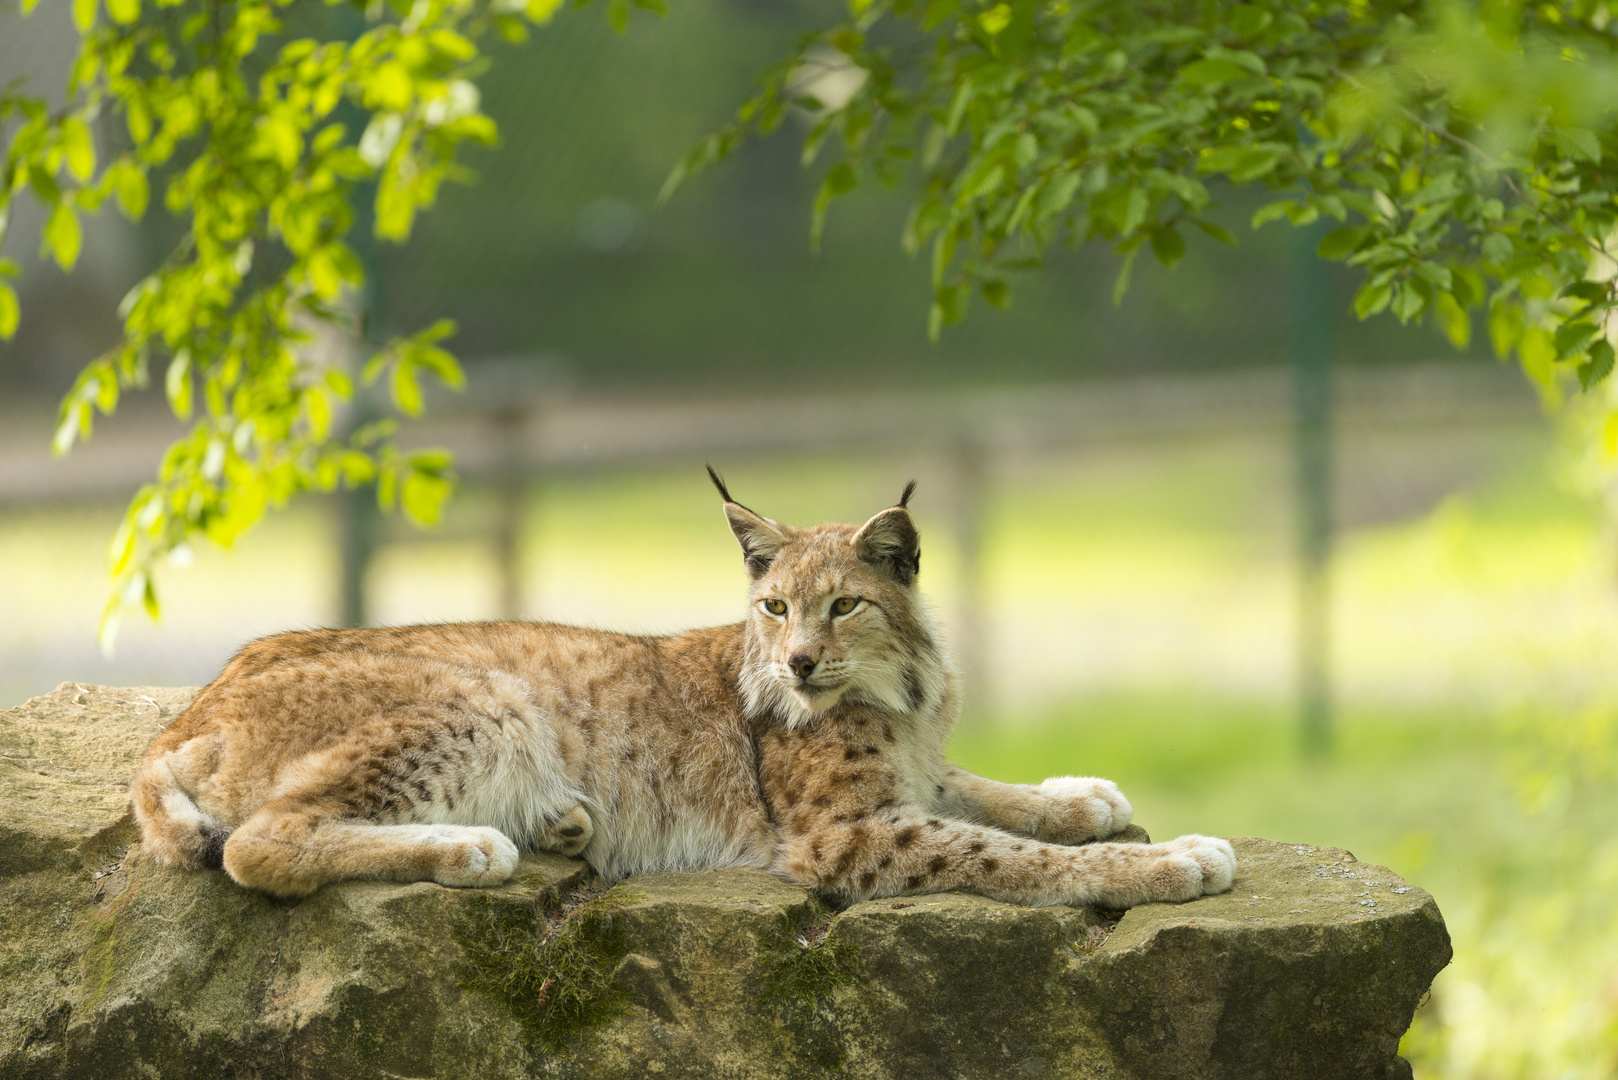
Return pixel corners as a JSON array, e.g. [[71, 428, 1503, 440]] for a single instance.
[[788, 653, 817, 679]]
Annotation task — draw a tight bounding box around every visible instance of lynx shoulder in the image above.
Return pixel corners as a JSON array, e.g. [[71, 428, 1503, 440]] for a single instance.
[[131, 469, 1234, 905]]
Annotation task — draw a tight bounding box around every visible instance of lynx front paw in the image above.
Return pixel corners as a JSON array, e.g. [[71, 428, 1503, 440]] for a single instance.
[[1081, 834, 1236, 908], [1162, 833, 1236, 895], [536, 805, 593, 858], [1037, 776, 1134, 842], [432, 826, 521, 888]]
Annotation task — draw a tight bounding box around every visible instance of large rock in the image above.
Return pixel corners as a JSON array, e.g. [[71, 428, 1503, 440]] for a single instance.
[[1, 684, 1450, 1079]]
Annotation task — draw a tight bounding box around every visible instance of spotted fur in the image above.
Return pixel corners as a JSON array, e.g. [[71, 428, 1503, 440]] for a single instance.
[[131, 474, 1235, 904]]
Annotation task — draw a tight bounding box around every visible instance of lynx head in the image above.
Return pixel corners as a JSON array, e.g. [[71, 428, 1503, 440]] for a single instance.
[[707, 466, 947, 728]]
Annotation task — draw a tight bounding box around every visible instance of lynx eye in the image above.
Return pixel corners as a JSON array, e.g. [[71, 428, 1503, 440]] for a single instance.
[[762, 598, 787, 616], [830, 596, 859, 617]]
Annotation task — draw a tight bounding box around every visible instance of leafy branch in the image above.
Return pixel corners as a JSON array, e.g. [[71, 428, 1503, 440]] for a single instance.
[[0, 0, 577, 647], [672, 0, 1618, 411]]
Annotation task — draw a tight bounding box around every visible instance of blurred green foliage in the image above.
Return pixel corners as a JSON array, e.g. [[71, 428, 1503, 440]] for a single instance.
[[684, 0, 1618, 399]]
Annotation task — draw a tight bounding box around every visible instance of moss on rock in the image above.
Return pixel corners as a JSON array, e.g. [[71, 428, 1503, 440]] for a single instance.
[[456, 880, 647, 1051], [755, 901, 860, 1011]]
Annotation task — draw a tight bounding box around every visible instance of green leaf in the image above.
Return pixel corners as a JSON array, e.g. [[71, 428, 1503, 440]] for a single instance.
[[1550, 127, 1601, 164], [1519, 326, 1558, 396], [409, 449, 455, 473], [1354, 281, 1392, 319], [1580, 340, 1616, 390], [981, 278, 1010, 309], [415, 318, 458, 345], [1035, 173, 1081, 216], [1094, 185, 1149, 236], [1189, 219, 1236, 246], [935, 280, 968, 325], [1452, 267, 1485, 309], [114, 160, 149, 218], [1488, 301, 1524, 358], [393, 359, 424, 417], [401, 470, 452, 525], [1251, 200, 1293, 229], [0, 283, 17, 340], [105, 0, 138, 24], [43, 203, 82, 270], [1229, 5, 1272, 36], [1149, 225, 1185, 268], [413, 346, 465, 390], [60, 118, 96, 182], [1177, 58, 1252, 87], [362, 351, 389, 386], [1553, 319, 1597, 360], [339, 451, 376, 486], [1479, 232, 1513, 264], [165, 350, 192, 419], [1559, 280, 1611, 305], [108, 519, 136, 575], [1111, 248, 1138, 307], [72, 0, 96, 31], [1391, 282, 1426, 322], [811, 162, 859, 251], [1433, 291, 1470, 350], [1316, 226, 1370, 261], [1198, 145, 1280, 181], [977, 3, 1011, 35]]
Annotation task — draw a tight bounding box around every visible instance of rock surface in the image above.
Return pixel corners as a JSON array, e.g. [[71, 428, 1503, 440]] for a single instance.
[[1, 684, 1451, 1080]]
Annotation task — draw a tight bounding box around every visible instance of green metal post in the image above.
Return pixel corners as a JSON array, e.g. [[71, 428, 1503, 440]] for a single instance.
[[335, 8, 383, 629], [1292, 225, 1333, 759]]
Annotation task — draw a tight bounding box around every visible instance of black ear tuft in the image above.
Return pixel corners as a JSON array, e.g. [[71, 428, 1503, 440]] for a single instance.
[[706, 464, 733, 503], [852, 506, 922, 585], [898, 480, 917, 509]]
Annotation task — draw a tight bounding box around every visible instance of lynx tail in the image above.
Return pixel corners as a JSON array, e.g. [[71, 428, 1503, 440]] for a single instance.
[[130, 737, 231, 870]]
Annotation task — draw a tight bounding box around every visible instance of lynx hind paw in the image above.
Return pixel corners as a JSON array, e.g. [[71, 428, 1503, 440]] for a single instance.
[[433, 826, 521, 888], [537, 805, 593, 858], [1038, 776, 1133, 838], [1162, 834, 1236, 895]]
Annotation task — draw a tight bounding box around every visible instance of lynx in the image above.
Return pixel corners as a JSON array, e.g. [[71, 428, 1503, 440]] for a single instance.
[[131, 470, 1235, 907]]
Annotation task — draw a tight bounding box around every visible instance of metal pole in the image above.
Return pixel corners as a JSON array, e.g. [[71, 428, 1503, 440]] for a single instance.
[[337, 469, 377, 628], [949, 438, 988, 722], [1292, 225, 1333, 758], [493, 407, 527, 621], [335, 39, 383, 627]]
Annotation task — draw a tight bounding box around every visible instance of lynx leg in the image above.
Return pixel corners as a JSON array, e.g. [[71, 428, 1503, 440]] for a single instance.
[[938, 767, 1133, 844], [222, 799, 520, 898], [534, 805, 593, 857], [781, 816, 1235, 908]]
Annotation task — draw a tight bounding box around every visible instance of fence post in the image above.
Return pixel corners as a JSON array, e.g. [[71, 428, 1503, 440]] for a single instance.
[[949, 437, 989, 721], [493, 405, 527, 621], [1292, 226, 1334, 758]]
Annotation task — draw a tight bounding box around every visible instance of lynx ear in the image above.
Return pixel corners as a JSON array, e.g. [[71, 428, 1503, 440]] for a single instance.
[[708, 465, 788, 579], [853, 505, 921, 585]]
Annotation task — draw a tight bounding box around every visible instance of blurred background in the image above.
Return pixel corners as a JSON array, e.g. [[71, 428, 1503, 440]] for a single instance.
[[3, 2, 1617, 1077]]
